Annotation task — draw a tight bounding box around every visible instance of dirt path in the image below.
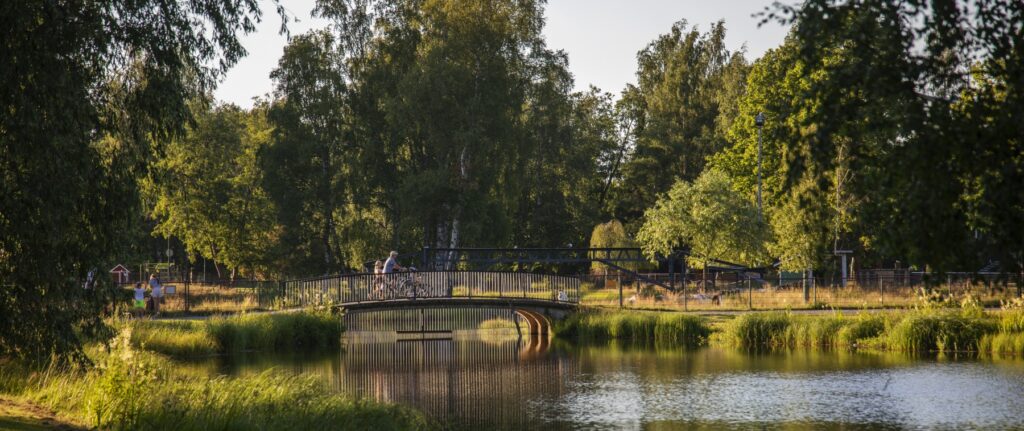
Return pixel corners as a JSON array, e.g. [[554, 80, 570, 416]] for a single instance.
[[0, 397, 83, 431]]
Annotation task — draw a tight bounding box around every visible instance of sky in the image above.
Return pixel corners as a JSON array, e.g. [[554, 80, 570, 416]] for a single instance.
[[214, 0, 791, 108]]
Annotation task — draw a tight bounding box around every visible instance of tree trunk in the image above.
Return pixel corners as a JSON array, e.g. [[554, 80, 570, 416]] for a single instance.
[[321, 147, 335, 273]]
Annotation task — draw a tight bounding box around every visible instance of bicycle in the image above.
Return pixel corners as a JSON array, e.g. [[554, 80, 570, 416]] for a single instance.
[[395, 268, 432, 299]]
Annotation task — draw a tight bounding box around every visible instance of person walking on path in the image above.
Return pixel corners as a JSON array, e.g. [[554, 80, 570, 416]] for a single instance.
[[149, 274, 163, 313]]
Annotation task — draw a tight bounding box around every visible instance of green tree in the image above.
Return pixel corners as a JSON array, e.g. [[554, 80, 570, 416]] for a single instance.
[[610, 20, 749, 224], [589, 220, 640, 274], [317, 0, 613, 259], [264, 30, 351, 274], [0, 0, 275, 362], [143, 102, 278, 278], [768, 0, 1024, 272], [637, 169, 770, 282]]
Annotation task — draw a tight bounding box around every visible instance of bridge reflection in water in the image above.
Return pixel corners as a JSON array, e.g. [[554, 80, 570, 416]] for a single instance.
[[331, 308, 572, 429]]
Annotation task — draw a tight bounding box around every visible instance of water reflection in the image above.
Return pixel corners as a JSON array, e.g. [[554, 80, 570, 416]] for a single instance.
[[209, 336, 1024, 430]]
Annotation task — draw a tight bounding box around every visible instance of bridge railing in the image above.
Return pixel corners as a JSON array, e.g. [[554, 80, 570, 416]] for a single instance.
[[259, 271, 581, 309]]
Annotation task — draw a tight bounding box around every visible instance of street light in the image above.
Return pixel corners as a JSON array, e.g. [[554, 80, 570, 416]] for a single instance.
[[755, 112, 765, 218]]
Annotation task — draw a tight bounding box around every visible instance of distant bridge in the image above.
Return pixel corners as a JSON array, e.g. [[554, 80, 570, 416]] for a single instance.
[[260, 271, 580, 336]]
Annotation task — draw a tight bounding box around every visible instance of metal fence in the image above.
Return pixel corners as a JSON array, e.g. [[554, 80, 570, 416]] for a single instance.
[[581, 271, 1024, 310], [260, 271, 581, 309]]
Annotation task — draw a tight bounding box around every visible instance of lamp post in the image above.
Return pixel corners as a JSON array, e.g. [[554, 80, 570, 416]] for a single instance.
[[755, 112, 765, 218]]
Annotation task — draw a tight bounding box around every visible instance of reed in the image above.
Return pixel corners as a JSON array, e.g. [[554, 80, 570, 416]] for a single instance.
[[555, 310, 709, 347], [126, 309, 343, 357], [723, 312, 886, 349], [978, 310, 1024, 356], [205, 309, 343, 353], [883, 310, 995, 353]]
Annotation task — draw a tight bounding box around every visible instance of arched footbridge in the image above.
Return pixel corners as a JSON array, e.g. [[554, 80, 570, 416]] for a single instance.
[[259, 271, 580, 336]]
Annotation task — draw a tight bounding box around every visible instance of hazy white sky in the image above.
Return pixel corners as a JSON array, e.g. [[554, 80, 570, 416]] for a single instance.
[[214, 0, 791, 108]]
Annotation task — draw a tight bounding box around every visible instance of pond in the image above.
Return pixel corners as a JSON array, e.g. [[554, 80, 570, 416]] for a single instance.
[[205, 328, 1024, 430]]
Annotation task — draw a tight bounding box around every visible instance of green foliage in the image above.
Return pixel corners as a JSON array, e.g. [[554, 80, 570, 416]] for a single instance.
[[1, 330, 429, 430], [127, 310, 342, 357], [726, 312, 792, 348], [610, 20, 750, 223], [206, 310, 343, 353], [589, 220, 643, 273], [264, 30, 353, 274], [726, 312, 885, 349], [637, 169, 770, 268], [143, 102, 278, 277], [0, 0, 273, 363], [882, 306, 996, 353], [554, 310, 710, 347], [765, 0, 1024, 271]]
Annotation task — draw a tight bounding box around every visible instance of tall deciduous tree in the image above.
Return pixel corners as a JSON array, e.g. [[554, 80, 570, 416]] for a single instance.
[[264, 31, 351, 275], [0, 0, 276, 362], [610, 20, 749, 225], [637, 169, 770, 280], [768, 0, 1024, 272], [144, 102, 277, 278]]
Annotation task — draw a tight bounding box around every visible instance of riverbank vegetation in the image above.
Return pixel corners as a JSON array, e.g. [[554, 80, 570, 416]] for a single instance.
[[559, 303, 1024, 357], [555, 310, 710, 347], [127, 310, 342, 357], [0, 330, 428, 431]]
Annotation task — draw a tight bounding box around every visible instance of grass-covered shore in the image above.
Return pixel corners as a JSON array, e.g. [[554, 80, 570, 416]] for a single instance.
[[129, 309, 343, 357], [555, 305, 1024, 356], [0, 311, 432, 430]]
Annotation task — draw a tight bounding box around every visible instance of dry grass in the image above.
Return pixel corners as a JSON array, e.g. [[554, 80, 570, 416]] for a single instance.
[[127, 283, 262, 316], [582, 283, 1019, 311]]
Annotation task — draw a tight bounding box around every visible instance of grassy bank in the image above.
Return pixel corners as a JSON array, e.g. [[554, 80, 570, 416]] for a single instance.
[[560, 304, 1024, 356], [720, 308, 1024, 355], [554, 310, 710, 347], [0, 332, 428, 430], [128, 309, 343, 357]]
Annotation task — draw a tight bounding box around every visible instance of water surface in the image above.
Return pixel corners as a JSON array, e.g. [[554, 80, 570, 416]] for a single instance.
[[212, 332, 1024, 430]]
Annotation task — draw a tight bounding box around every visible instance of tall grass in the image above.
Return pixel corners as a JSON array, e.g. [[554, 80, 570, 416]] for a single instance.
[[206, 310, 343, 352], [883, 310, 995, 353], [979, 310, 1024, 356], [127, 309, 343, 357], [724, 312, 885, 349], [554, 310, 709, 347], [1, 331, 429, 430]]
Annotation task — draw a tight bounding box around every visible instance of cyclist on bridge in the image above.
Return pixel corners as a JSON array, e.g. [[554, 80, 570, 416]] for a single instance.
[[383, 251, 404, 274]]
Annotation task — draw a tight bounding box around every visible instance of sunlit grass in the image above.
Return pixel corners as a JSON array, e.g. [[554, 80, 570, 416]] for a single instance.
[[554, 310, 710, 347], [124, 309, 342, 357], [0, 331, 429, 431]]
